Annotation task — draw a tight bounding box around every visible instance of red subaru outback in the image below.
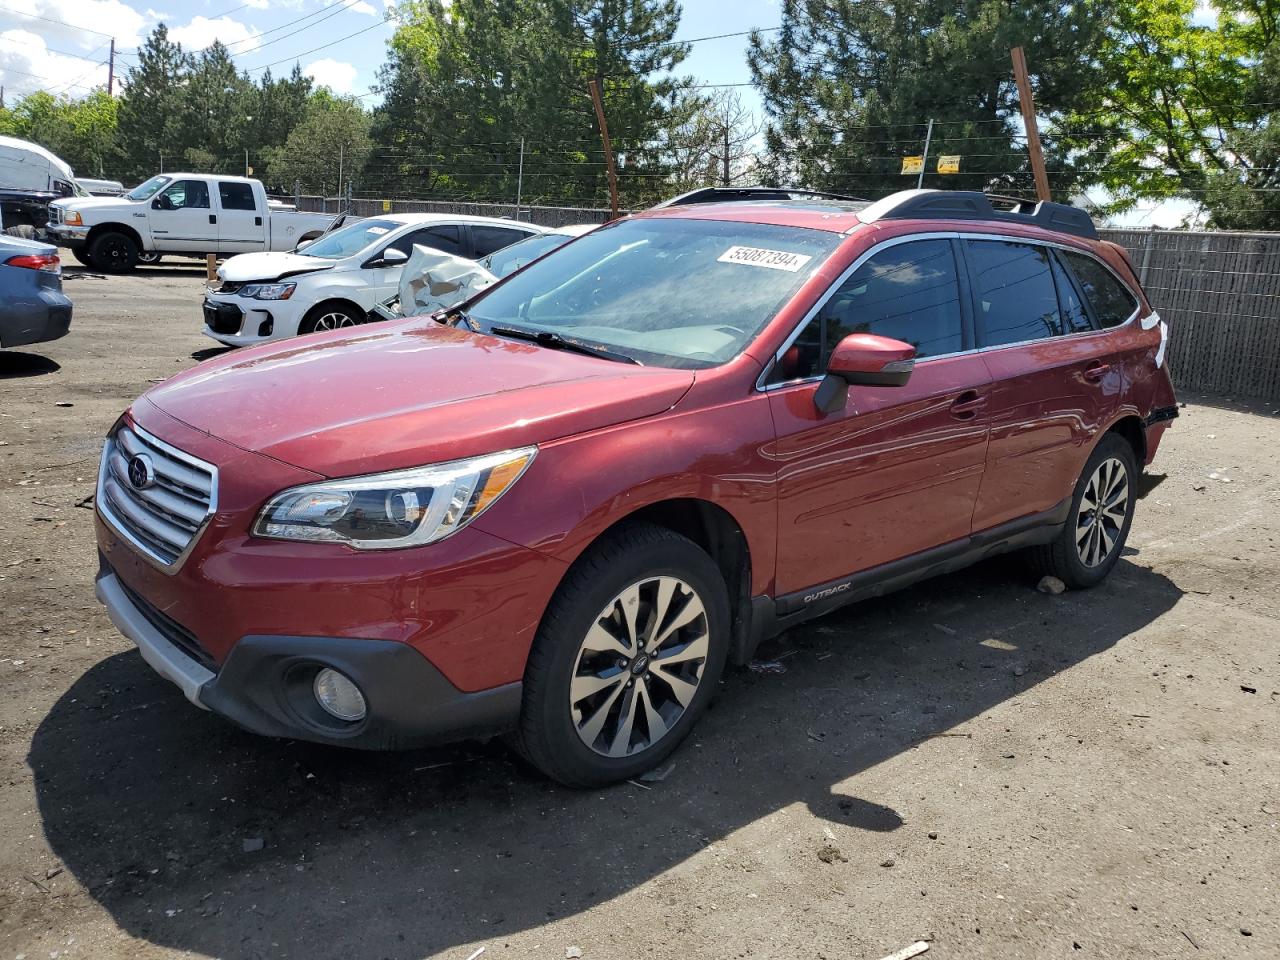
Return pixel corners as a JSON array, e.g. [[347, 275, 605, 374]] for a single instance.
[[95, 189, 1177, 786]]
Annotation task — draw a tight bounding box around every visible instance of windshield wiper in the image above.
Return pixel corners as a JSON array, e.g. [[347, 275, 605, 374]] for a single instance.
[[489, 324, 640, 365]]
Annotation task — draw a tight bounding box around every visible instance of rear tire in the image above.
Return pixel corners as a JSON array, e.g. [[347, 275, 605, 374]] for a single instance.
[[514, 523, 731, 787], [87, 231, 139, 273], [298, 302, 363, 335], [1029, 433, 1138, 589]]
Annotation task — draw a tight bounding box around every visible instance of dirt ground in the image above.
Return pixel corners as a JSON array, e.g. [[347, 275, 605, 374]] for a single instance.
[[0, 264, 1277, 960]]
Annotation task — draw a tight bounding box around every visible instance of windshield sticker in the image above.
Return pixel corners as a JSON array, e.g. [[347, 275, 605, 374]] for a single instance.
[[717, 245, 813, 272], [366, 226, 389, 235]]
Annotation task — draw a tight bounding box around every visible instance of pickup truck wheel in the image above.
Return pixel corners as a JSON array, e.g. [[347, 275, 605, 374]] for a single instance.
[[299, 303, 363, 334], [69, 246, 92, 267], [1029, 433, 1138, 589], [87, 231, 139, 273], [514, 523, 730, 787], [137, 251, 162, 265]]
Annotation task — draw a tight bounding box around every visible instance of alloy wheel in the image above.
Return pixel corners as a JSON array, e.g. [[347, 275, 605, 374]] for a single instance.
[[569, 576, 709, 758], [314, 311, 357, 331], [1076, 456, 1129, 567]]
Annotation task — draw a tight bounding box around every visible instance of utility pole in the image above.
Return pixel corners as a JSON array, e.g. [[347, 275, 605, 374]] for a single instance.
[[107, 38, 115, 96], [337, 143, 344, 202], [721, 124, 730, 186], [918, 118, 934, 190], [515, 136, 525, 221], [244, 148, 249, 177], [1010, 46, 1051, 202], [159, 150, 164, 173], [588, 79, 620, 219]]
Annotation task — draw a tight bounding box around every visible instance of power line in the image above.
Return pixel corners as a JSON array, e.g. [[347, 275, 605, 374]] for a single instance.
[[243, 17, 390, 73], [0, 1, 114, 39], [225, 0, 370, 55]]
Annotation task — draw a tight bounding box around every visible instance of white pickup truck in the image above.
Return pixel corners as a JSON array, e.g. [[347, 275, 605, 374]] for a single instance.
[[46, 173, 336, 272]]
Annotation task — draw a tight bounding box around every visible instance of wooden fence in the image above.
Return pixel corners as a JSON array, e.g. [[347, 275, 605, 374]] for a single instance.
[[1100, 228, 1280, 400], [293, 199, 1280, 400]]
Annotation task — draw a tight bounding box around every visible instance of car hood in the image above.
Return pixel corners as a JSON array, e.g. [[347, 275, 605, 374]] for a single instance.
[[53, 196, 131, 213], [218, 251, 337, 283], [140, 319, 696, 476]]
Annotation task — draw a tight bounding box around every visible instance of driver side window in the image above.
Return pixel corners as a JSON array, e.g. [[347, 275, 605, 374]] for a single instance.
[[769, 238, 965, 384], [158, 179, 210, 210]]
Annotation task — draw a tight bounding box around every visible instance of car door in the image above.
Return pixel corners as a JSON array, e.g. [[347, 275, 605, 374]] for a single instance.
[[149, 179, 212, 252], [766, 236, 992, 597], [966, 237, 1121, 531], [215, 181, 265, 253]]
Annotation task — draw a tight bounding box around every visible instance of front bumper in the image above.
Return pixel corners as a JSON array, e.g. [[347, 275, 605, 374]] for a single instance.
[[202, 294, 295, 346], [46, 223, 89, 243], [96, 565, 523, 749]]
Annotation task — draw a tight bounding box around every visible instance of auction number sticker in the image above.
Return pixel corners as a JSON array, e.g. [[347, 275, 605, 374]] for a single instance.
[[717, 245, 813, 272]]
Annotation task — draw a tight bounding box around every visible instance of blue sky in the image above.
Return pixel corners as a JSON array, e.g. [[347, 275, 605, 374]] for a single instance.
[[0, 0, 776, 107]]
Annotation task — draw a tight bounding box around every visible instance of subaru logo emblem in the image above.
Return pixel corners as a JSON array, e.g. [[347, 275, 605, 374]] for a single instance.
[[127, 453, 155, 490]]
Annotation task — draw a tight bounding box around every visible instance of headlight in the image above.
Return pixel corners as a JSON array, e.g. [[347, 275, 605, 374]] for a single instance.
[[253, 447, 535, 549], [65, 211, 83, 226], [240, 282, 296, 300]]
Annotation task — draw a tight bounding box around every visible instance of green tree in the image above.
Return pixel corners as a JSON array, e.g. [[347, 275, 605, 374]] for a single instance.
[[747, 0, 1110, 199], [0, 90, 118, 177], [1202, 39, 1280, 228], [115, 24, 193, 180], [266, 93, 373, 196], [372, 0, 695, 207]]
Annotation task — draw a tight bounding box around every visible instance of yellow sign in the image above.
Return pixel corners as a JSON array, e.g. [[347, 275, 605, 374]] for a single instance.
[[937, 155, 961, 174], [382, 199, 392, 212], [900, 155, 923, 175]]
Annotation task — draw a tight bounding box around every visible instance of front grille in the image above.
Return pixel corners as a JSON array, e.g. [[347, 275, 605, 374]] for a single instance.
[[97, 423, 217, 567], [117, 576, 215, 671], [203, 300, 244, 335], [50, 206, 63, 225]]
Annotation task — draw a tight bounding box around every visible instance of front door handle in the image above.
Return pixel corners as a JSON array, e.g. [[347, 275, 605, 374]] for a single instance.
[[1083, 361, 1110, 383], [209, 214, 217, 225], [950, 390, 985, 420]]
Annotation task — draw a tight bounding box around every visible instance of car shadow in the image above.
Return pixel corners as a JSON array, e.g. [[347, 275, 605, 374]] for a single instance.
[[0, 351, 61, 378], [192, 346, 235, 362], [28, 557, 1183, 959]]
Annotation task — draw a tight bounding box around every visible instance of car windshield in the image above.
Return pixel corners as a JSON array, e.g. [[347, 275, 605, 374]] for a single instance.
[[125, 175, 171, 201], [298, 219, 399, 259], [482, 233, 574, 278], [466, 217, 842, 369]]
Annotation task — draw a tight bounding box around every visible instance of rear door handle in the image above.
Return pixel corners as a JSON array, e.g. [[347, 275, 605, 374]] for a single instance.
[[1083, 361, 1110, 383], [950, 390, 985, 420]]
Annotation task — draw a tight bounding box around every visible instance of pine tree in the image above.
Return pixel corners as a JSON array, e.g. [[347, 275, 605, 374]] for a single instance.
[[115, 25, 193, 180], [747, 0, 1109, 199]]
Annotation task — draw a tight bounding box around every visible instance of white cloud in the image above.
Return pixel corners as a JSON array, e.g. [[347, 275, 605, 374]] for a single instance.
[[244, 0, 270, 7], [144, 7, 171, 18], [347, 0, 378, 15], [169, 15, 260, 52], [0, 0, 149, 52], [0, 28, 110, 103], [303, 57, 357, 94]]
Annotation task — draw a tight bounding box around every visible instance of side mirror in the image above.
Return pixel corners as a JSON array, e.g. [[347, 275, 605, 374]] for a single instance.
[[380, 247, 409, 266], [295, 239, 313, 252], [814, 333, 917, 414]]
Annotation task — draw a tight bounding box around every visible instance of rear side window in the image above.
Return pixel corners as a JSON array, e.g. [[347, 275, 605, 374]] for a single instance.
[[1050, 254, 1094, 334], [1060, 251, 1139, 328], [776, 238, 965, 381], [966, 240, 1062, 347], [218, 182, 256, 211], [472, 225, 533, 257]]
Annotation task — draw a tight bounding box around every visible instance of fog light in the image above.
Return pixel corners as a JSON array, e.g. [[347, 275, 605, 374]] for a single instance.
[[313, 668, 366, 722]]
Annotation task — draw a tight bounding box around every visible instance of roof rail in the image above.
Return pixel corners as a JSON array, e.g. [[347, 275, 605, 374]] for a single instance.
[[652, 186, 868, 208], [857, 189, 1098, 240]]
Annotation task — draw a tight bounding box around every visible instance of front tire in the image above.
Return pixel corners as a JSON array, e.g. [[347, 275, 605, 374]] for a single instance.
[[298, 302, 363, 335], [137, 250, 162, 265], [515, 523, 731, 787], [87, 231, 139, 273], [69, 246, 92, 267], [1030, 433, 1138, 589]]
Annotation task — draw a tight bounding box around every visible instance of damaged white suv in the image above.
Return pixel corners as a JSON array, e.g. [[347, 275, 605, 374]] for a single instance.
[[202, 213, 548, 346]]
